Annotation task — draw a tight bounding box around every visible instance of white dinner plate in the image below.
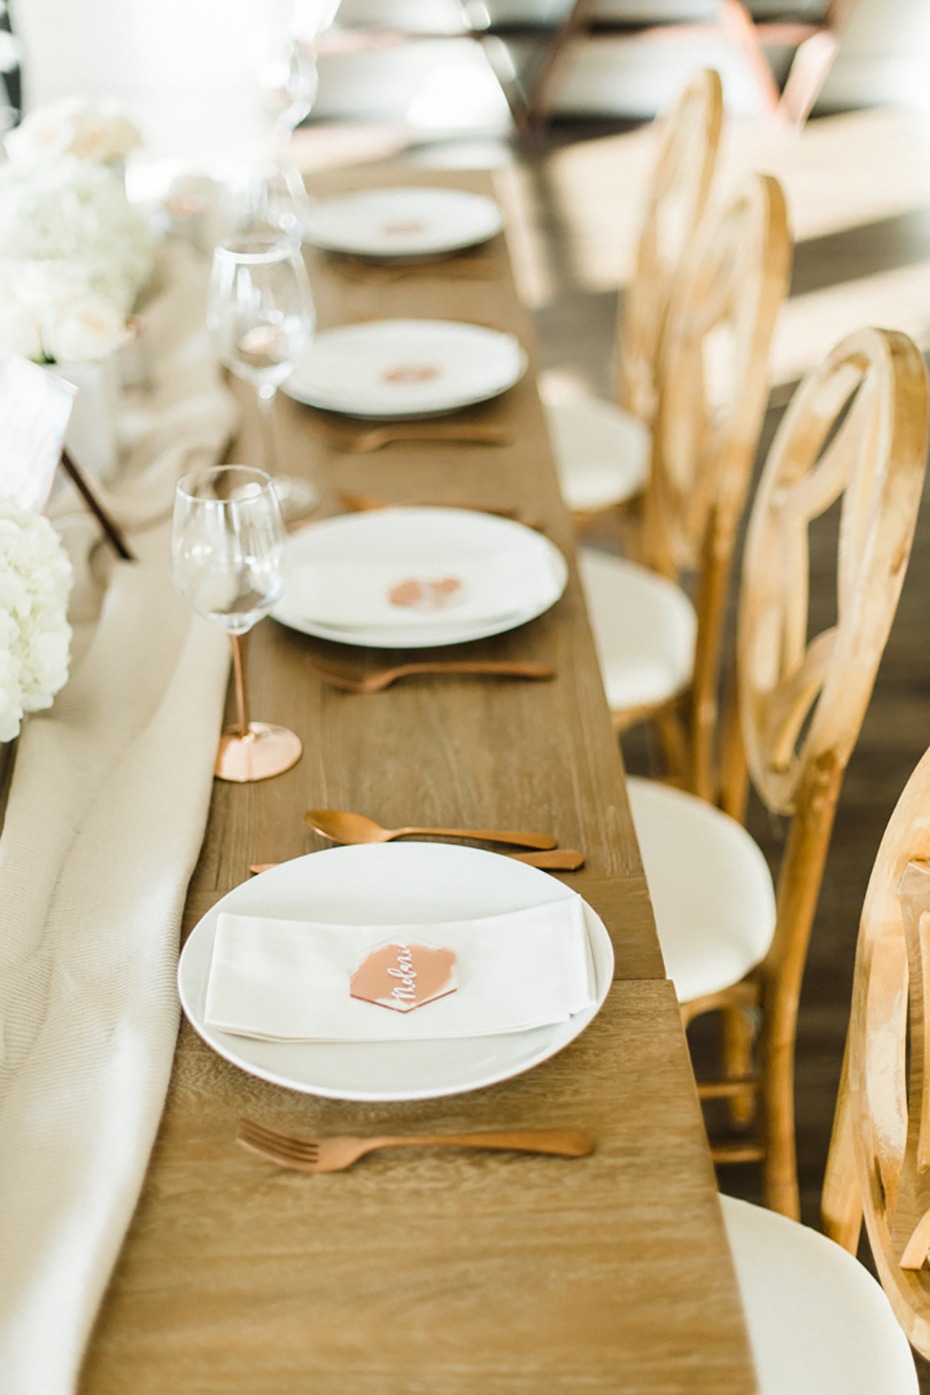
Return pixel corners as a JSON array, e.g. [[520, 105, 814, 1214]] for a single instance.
[[302, 186, 503, 259], [178, 843, 614, 1102], [283, 319, 527, 419], [272, 507, 569, 649]]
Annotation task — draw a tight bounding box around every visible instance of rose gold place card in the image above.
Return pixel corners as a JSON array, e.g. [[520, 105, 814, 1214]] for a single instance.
[[0, 355, 75, 511], [351, 941, 457, 1013]]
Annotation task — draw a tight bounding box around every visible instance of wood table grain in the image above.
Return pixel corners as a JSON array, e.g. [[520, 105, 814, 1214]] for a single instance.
[[78, 166, 758, 1393]]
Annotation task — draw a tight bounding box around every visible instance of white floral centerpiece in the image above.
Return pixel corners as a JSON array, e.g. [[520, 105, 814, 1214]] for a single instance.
[[4, 97, 143, 169], [0, 158, 155, 345], [0, 113, 157, 478], [0, 499, 73, 743]]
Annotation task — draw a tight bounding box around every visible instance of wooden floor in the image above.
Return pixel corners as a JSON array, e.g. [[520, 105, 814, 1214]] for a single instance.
[[512, 109, 930, 1388]]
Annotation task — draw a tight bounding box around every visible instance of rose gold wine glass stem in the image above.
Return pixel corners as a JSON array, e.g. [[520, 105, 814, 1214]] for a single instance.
[[229, 633, 251, 739]]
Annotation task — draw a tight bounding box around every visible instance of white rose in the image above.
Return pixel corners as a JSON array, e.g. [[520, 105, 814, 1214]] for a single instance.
[[41, 294, 129, 363], [5, 107, 80, 165], [6, 98, 142, 166]]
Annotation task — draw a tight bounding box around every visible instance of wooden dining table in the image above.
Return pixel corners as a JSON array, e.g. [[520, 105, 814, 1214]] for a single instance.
[[78, 165, 759, 1394]]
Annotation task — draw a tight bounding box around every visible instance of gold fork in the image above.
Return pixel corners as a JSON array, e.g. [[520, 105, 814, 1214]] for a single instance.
[[319, 422, 512, 453], [307, 656, 556, 693], [237, 1118, 595, 1174]]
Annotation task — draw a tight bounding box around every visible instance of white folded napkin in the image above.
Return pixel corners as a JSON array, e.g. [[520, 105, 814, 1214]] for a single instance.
[[286, 547, 553, 630], [204, 896, 596, 1042]]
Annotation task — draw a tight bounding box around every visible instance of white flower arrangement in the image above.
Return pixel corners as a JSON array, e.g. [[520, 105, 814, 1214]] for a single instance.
[[0, 157, 155, 363], [0, 500, 73, 743], [0, 259, 132, 363], [5, 98, 142, 168]]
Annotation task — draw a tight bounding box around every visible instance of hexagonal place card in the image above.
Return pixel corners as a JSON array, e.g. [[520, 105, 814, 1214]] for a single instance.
[[350, 941, 457, 1014]]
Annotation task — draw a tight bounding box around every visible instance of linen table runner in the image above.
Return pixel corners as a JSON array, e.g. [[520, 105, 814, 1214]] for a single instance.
[[0, 242, 236, 1394]]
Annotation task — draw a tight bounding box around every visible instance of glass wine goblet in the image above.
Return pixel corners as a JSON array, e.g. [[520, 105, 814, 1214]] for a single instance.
[[207, 233, 319, 520], [172, 464, 302, 783], [258, 2, 339, 157], [224, 159, 314, 246]]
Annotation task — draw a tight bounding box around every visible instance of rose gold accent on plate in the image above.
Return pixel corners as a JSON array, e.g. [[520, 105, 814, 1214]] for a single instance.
[[381, 220, 427, 235], [350, 941, 457, 1013], [382, 363, 440, 385], [387, 577, 462, 610]]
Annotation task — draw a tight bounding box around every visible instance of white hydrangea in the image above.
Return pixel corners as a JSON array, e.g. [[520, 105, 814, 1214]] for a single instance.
[[6, 98, 142, 167], [0, 500, 73, 742], [0, 157, 155, 316]]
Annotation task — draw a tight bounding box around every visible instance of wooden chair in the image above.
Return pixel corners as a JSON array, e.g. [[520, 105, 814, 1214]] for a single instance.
[[525, 1, 857, 130], [580, 168, 791, 796], [718, 742, 930, 1392], [543, 66, 723, 526], [627, 326, 930, 1217]]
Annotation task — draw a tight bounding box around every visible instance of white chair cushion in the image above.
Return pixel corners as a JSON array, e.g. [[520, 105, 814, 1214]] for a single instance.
[[627, 776, 776, 1003], [544, 397, 651, 512], [720, 1194, 919, 1395], [579, 548, 696, 712]]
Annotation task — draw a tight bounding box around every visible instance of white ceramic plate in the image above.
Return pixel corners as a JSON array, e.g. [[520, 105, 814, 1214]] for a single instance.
[[302, 186, 503, 258], [283, 319, 527, 419], [272, 507, 569, 649], [178, 843, 614, 1102]]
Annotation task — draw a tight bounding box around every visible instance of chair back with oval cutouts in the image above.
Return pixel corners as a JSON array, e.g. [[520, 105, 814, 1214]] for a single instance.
[[616, 68, 723, 428], [819, 745, 930, 1358], [737, 328, 929, 821], [641, 172, 792, 799], [730, 326, 928, 1217]]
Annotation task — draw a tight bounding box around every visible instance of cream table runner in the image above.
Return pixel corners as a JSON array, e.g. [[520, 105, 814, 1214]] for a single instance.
[[0, 244, 235, 1394]]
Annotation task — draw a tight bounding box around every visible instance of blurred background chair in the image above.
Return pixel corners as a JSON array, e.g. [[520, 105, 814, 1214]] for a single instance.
[[580, 169, 791, 793], [545, 67, 723, 532], [519, 0, 858, 129], [628, 325, 930, 1217]]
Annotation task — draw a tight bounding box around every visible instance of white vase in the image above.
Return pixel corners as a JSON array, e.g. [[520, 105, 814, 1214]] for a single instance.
[[47, 356, 122, 485]]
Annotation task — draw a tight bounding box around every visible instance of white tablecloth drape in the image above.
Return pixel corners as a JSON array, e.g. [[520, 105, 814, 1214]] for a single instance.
[[0, 242, 236, 1394]]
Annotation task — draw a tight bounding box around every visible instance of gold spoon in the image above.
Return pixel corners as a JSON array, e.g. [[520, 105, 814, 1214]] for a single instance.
[[249, 848, 585, 875], [308, 657, 555, 693], [305, 808, 558, 851], [319, 422, 512, 453]]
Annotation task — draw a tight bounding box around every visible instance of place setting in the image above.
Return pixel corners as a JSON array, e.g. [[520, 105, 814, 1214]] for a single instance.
[[178, 840, 613, 1104], [283, 317, 528, 421], [300, 185, 504, 265], [272, 505, 568, 650]]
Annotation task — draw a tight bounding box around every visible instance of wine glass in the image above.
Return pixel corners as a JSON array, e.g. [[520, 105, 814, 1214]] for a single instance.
[[172, 465, 302, 783], [224, 159, 314, 245], [207, 233, 319, 520], [258, 2, 339, 156], [259, 37, 319, 157]]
